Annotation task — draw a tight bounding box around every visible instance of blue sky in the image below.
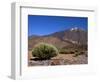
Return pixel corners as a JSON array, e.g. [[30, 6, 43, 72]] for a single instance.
[[28, 15, 88, 36]]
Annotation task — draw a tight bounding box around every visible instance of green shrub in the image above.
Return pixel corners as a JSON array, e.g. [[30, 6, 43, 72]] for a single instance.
[[32, 43, 59, 60], [59, 49, 75, 54]]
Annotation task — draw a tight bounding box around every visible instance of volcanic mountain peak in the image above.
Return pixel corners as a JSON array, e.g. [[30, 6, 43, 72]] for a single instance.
[[70, 27, 82, 31], [70, 27, 78, 31], [70, 27, 85, 32]]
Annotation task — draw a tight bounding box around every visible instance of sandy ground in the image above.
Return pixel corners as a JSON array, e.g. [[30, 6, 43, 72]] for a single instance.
[[28, 51, 88, 66]]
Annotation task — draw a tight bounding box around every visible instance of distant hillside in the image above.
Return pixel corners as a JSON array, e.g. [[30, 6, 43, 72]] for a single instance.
[[28, 27, 87, 50]]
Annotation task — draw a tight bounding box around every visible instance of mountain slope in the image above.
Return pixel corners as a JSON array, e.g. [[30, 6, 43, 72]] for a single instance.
[[49, 27, 87, 44], [28, 27, 87, 50]]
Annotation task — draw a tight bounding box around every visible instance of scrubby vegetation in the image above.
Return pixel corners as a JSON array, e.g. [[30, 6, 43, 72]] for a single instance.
[[32, 43, 59, 60], [74, 50, 85, 57], [59, 48, 75, 54], [58, 45, 87, 57]]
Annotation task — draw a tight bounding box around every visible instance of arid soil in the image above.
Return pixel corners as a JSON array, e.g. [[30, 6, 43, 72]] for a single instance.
[[28, 51, 88, 66]]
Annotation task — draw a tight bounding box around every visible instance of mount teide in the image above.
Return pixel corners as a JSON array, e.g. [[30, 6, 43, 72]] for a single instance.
[[28, 27, 87, 50]]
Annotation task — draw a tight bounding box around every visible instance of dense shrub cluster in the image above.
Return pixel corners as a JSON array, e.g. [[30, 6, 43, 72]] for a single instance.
[[32, 43, 59, 60]]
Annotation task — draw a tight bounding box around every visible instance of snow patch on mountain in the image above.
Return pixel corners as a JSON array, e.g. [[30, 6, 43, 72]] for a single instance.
[[70, 27, 79, 31]]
